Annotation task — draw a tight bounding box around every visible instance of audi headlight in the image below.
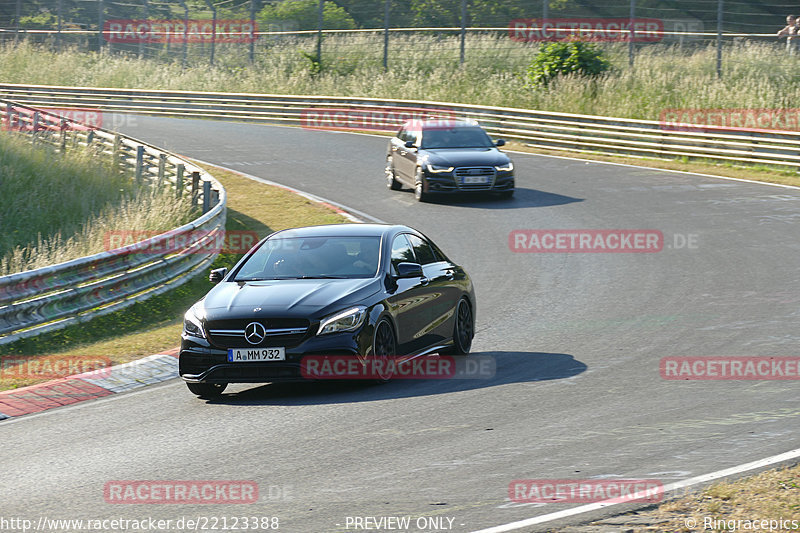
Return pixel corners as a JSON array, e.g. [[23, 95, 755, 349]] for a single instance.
[[426, 163, 454, 174], [495, 162, 514, 172], [317, 306, 367, 335], [183, 304, 206, 339]]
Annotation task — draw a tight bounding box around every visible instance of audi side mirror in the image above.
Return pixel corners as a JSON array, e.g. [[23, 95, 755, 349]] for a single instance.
[[209, 267, 228, 284], [495, 139, 506, 147], [404, 140, 416, 149]]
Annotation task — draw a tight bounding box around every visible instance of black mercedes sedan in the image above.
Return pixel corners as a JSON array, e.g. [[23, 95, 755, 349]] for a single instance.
[[179, 223, 476, 398], [385, 119, 515, 201]]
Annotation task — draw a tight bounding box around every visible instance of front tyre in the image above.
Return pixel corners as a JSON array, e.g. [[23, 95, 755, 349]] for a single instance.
[[186, 382, 227, 398], [442, 298, 473, 355], [386, 156, 402, 190], [372, 319, 397, 383], [414, 167, 429, 202]]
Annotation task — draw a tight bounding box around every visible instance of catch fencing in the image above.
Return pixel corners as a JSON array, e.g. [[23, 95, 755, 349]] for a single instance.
[[0, 99, 226, 345]]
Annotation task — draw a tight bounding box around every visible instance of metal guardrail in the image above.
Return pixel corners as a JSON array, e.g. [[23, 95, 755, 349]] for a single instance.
[[0, 100, 226, 345], [1, 83, 800, 170]]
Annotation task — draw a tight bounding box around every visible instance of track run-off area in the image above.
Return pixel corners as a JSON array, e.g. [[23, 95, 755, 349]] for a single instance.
[[1, 115, 799, 532]]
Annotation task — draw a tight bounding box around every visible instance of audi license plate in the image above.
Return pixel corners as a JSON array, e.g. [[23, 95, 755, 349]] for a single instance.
[[228, 347, 286, 362], [462, 175, 489, 184]]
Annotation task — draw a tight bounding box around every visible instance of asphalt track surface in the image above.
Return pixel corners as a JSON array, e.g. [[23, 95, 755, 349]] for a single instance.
[[2, 116, 799, 532]]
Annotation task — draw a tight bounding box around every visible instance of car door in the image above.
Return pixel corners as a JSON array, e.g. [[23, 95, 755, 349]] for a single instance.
[[394, 128, 420, 185], [406, 233, 460, 344], [385, 233, 434, 354]]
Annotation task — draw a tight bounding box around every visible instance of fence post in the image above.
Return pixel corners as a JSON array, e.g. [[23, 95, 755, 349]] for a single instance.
[[250, 0, 257, 63], [628, 0, 635, 67], [60, 119, 67, 152], [191, 171, 201, 206], [176, 163, 185, 197], [316, 0, 323, 66], [135, 145, 144, 184], [139, 0, 149, 59], [56, 0, 63, 52], [459, 0, 467, 65], [716, 0, 723, 78], [5, 103, 13, 131], [98, 0, 104, 52], [158, 153, 167, 186], [32, 112, 39, 133], [383, 0, 390, 71], [202, 180, 211, 213], [113, 133, 121, 172]]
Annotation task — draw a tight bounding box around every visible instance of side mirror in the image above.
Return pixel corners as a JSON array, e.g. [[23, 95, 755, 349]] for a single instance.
[[404, 140, 416, 149], [209, 267, 228, 283], [395, 262, 423, 278], [495, 139, 506, 147]]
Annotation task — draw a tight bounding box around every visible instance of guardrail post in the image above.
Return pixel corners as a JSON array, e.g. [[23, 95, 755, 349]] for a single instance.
[[176, 164, 185, 197], [87, 130, 95, 146], [191, 171, 201, 207], [158, 153, 167, 187], [134, 145, 144, 184], [5, 103, 13, 132], [211, 188, 219, 208], [59, 119, 67, 152], [202, 180, 211, 213], [112, 134, 121, 172], [32, 112, 39, 133]]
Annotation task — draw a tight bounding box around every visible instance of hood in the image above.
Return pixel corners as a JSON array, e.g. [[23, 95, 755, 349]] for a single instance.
[[422, 147, 510, 168], [201, 278, 381, 320]]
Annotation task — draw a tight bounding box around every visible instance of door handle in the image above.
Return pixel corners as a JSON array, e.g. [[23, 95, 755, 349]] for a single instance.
[[420, 276, 429, 286], [400, 150, 407, 156]]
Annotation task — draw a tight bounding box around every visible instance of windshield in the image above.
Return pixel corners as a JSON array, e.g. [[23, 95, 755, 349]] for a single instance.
[[420, 126, 494, 149], [233, 236, 381, 280]]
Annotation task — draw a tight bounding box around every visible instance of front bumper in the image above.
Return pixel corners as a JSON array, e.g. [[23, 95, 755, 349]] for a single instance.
[[179, 332, 362, 384], [423, 171, 514, 194]]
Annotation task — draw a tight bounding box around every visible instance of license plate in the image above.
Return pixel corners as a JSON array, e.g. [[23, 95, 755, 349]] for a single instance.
[[462, 175, 489, 184], [227, 347, 286, 362]]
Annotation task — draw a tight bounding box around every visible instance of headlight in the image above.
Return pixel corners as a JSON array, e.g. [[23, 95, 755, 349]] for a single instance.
[[495, 162, 514, 172], [317, 306, 367, 335], [183, 304, 206, 339], [426, 163, 454, 174]]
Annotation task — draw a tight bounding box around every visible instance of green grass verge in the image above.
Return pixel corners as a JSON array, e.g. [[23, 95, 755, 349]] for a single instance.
[[0, 162, 348, 390]]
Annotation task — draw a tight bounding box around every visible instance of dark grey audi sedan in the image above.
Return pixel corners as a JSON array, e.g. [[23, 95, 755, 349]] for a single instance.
[[179, 223, 476, 398], [385, 119, 515, 201]]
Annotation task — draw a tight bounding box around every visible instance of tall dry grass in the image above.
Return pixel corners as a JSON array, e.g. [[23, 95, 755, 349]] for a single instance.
[[0, 133, 195, 276], [0, 36, 799, 119]]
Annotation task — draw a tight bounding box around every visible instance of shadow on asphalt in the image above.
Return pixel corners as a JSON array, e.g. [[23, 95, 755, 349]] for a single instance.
[[203, 351, 586, 406], [406, 187, 583, 209]]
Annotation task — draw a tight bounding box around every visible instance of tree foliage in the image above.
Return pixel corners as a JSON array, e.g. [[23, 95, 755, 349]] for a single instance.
[[526, 40, 610, 87]]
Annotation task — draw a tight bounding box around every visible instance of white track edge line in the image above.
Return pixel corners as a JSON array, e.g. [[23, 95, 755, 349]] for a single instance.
[[471, 446, 800, 533]]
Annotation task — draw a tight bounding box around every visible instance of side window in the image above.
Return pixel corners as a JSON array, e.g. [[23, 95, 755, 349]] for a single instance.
[[397, 127, 407, 142], [406, 234, 437, 265], [391, 234, 415, 271]]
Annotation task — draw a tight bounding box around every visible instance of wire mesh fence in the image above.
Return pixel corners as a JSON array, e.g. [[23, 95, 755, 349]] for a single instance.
[[1, 0, 799, 75]]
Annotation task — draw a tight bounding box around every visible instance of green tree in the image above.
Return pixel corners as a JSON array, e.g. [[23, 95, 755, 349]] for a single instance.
[[257, 0, 357, 31]]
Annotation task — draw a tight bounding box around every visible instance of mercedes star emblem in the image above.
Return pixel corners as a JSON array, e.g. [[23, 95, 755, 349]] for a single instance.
[[244, 322, 267, 345]]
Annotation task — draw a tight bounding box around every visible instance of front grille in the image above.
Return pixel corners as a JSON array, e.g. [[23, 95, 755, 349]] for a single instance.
[[454, 167, 496, 190], [206, 318, 311, 348]]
